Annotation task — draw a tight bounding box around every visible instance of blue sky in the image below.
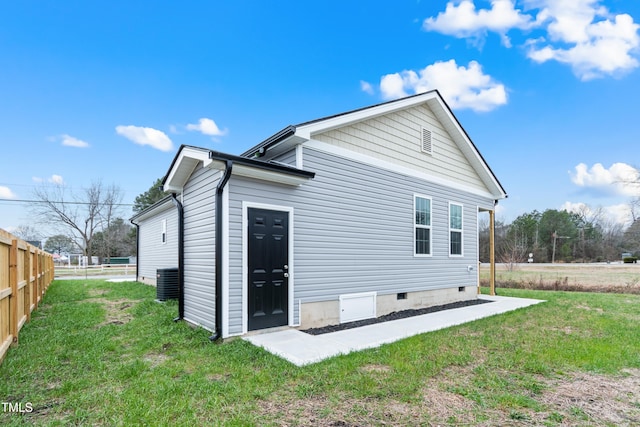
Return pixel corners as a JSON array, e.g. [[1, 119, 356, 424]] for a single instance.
[[2, 0, 640, 237]]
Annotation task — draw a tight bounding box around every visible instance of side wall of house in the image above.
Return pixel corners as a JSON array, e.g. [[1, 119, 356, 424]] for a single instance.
[[136, 204, 179, 285], [182, 164, 221, 331], [226, 146, 495, 334]]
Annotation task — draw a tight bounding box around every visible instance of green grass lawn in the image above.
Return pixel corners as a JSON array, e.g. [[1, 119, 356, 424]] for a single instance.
[[1, 280, 639, 426]]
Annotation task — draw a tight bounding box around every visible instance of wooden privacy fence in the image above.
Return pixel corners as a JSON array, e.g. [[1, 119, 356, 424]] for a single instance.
[[0, 229, 54, 364]]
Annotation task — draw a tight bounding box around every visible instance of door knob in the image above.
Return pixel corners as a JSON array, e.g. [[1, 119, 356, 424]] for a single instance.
[[284, 264, 289, 269], [284, 272, 289, 278]]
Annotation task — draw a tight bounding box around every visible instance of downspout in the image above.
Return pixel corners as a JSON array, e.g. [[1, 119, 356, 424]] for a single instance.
[[209, 159, 233, 342], [130, 219, 140, 281], [171, 194, 185, 321]]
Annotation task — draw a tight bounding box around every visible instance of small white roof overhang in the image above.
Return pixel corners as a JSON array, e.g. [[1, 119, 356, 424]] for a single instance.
[[163, 146, 314, 193]]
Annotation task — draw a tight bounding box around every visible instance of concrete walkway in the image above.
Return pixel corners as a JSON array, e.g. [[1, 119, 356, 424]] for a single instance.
[[244, 295, 545, 366]]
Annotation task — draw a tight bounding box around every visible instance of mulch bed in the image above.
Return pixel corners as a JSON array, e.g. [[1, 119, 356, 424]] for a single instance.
[[301, 298, 492, 335]]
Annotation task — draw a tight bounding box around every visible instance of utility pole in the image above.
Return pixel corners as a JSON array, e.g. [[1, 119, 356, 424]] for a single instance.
[[551, 231, 570, 263]]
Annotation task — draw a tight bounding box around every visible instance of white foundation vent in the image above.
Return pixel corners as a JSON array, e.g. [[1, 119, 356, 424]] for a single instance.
[[339, 292, 377, 323]]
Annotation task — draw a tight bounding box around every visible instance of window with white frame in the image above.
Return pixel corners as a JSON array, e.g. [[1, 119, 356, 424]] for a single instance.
[[161, 219, 167, 244], [414, 195, 432, 255], [449, 203, 463, 256]]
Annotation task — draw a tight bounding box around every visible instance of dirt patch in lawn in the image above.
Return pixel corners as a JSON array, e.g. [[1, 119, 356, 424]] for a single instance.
[[536, 369, 640, 426], [93, 298, 139, 327], [258, 368, 640, 426], [258, 396, 421, 426]]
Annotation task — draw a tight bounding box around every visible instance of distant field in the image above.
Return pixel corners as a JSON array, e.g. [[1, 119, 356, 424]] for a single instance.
[[480, 262, 640, 293]]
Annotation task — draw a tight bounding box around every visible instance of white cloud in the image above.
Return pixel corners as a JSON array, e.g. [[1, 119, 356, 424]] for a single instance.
[[423, 0, 534, 46], [424, 1, 640, 80], [570, 162, 640, 197], [49, 175, 64, 185], [561, 201, 632, 225], [360, 80, 374, 95], [116, 125, 173, 152], [61, 134, 89, 148], [379, 59, 507, 112], [0, 185, 17, 199], [186, 118, 228, 138], [527, 3, 640, 80]]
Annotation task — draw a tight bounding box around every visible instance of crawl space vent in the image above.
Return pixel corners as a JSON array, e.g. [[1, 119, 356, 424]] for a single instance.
[[339, 292, 376, 323], [421, 127, 432, 154]]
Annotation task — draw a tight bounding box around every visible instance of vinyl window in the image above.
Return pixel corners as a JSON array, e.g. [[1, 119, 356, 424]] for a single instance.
[[161, 219, 167, 245], [449, 203, 463, 256], [414, 195, 432, 256]]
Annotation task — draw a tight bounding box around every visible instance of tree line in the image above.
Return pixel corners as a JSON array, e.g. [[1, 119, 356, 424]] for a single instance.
[[479, 206, 640, 264], [12, 177, 640, 265]]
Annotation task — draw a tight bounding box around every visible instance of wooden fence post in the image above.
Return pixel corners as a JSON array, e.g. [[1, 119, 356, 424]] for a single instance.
[[9, 239, 18, 344], [24, 245, 31, 323]]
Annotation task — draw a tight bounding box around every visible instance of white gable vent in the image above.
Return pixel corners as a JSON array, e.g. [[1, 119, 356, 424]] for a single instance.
[[421, 127, 432, 154]]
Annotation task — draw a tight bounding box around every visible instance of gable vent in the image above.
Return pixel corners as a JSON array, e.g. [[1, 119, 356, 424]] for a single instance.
[[421, 127, 432, 154]]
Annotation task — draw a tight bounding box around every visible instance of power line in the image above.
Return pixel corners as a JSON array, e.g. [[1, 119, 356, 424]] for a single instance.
[[0, 198, 134, 206]]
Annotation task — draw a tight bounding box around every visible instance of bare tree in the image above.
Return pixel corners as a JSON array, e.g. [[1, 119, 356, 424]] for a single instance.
[[11, 225, 44, 243], [498, 229, 528, 271], [99, 183, 124, 263], [31, 181, 124, 265]]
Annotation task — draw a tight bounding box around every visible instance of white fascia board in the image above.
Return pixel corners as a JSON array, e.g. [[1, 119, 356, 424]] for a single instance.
[[231, 164, 311, 186], [164, 146, 213, 193], [427, 97, 507, 199], [131, 197, 174, 223]]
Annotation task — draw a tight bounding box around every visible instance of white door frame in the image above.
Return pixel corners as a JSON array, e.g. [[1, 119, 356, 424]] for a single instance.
[[241, 201, 294, 334]]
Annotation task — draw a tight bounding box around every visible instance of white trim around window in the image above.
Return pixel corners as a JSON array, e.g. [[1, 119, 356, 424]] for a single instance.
[[414, 194, 432, 257], [449, 202, 463, 257]]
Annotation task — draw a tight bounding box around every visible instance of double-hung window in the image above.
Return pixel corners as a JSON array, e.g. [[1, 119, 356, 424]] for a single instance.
[[449, 203, 463, 256], [414, 195, 432, 256]]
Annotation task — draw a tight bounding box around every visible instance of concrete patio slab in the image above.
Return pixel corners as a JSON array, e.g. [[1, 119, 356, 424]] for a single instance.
[[243, 295, 545, 366]]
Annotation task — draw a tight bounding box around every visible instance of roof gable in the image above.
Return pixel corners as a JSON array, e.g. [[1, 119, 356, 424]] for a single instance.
[[243, 91, 506, 199]]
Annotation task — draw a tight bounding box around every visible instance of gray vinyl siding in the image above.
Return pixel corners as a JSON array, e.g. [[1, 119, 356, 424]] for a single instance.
[[272, 149, 297, 166], [313, 104, 487, 193], [182, 164, 220, 331], [136, 205, 179, 284], [226, 146, 494, 333]]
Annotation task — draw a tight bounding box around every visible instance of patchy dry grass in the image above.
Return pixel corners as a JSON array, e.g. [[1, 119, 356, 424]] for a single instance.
[[1, 280, 639, 426]]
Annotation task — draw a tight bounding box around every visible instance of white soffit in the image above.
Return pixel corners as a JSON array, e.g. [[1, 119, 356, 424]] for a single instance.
[[164, 146, 212, 193]]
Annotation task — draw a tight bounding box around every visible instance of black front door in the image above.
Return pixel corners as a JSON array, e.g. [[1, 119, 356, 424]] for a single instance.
[[247, 208, 289, 331]]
